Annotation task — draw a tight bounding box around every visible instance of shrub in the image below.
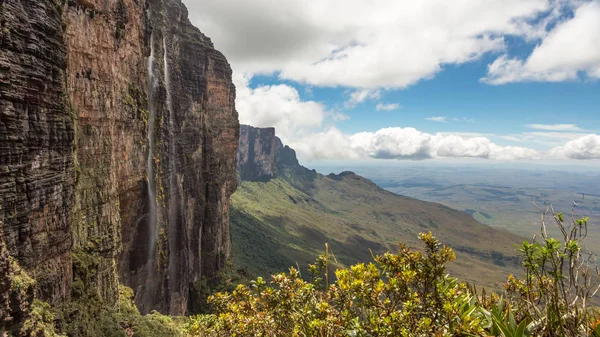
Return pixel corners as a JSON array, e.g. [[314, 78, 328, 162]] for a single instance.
[[503, 199, 600, 336], [186, 201, 600, 337], [186, 232, 487, 336]]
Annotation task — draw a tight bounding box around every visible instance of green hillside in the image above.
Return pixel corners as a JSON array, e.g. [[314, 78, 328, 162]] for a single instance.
[[230, 171, 525, 290]]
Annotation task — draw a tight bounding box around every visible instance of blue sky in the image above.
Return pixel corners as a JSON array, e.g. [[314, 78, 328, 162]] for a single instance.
[[184, 0, 600, 164], [251, 62, 600, 146]]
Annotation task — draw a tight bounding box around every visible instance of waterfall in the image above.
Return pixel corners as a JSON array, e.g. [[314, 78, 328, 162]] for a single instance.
[[163, 36, 180, 302], [146, 32, 158, 260], [163, 36, 176, 190]]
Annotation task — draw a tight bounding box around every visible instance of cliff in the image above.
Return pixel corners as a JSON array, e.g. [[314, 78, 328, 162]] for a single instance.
[[237, 124, 310, 182], [237, 125, 282, 182], [0, 0, 238, 319]]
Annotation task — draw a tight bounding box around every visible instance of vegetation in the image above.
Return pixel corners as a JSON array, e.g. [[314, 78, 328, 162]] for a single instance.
[[230, 175, 524, 289], [3, 170, 600, 335], [54, 285, 185, 337], [0, 243, 65, 337], [185, 204, 600, 337], [52, 244, 185, 336]]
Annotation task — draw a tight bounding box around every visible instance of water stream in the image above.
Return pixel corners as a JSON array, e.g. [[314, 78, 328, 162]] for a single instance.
[[146, 32, 158, 261], [163, 36, 180, 299]]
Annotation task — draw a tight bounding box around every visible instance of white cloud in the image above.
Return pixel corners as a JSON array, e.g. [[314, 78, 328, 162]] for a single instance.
[[483, 1, 600, 84], [376, 103, 401, 111], [287, 128, 362, 161], [287, 127, 542, 162], [549, 134, 600, 160], [234, 73, 328, 142], [347, 128, 541, 161], [525, 124, 583, 131], [500, 131, 590, 147], [233, 75, 596, 163], [426, 116, 447, 123], [185, 0, 555, 89], [346, 89, 381, 107], [188, 1, 598, 164]]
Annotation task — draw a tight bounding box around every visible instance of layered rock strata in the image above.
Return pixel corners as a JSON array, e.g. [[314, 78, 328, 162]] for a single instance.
[[0, 0, 238, 316]]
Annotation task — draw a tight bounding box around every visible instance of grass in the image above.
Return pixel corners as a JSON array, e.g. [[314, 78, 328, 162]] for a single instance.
[[230, 172, 526, 290]]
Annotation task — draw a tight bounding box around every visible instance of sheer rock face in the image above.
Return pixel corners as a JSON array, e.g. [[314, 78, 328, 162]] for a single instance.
[[0, 0, 238, 316], [237, 125, 309, 183], [0, 0, 74, 304], [237, 125, 283, 182]]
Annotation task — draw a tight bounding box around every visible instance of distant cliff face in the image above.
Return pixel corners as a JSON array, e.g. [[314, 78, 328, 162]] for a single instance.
[[237, 125, 318, 194], [237, 124, 310, 182], [237, 125, 282, 182], [0, 0, 238, 317]]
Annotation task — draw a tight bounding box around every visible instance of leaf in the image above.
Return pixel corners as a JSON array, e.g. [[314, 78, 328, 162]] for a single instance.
[[491, 311, 513, 337], [515, 319, 529, 337]]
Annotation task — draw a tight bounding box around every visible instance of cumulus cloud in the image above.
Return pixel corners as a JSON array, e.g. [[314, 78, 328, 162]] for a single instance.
[[184, 0, 596, 164], [185, 0, 556, 89], [286, 128, 362, 161], [376, 103, 401, 111], [426, 116, 447, 123], [283, 127, 542, 162], [483, 1, 600, 84], [549, 134, 600, 160], [232, 73, 595, 163], [234, 73, 328, 142], [526, 124, 583, 131], [348, 128, 541, 161], [292, 129, 600, 162]]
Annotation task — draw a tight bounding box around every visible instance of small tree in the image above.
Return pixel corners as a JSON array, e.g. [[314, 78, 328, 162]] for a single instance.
[[505, 197, 600, 336]]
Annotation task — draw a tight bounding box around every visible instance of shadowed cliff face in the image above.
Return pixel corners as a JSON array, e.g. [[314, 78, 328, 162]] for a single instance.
[[0, 0, 238, 316], [0, 0, 74, 304], [237, 125, 317, 193], [237, 125, 283, 182]]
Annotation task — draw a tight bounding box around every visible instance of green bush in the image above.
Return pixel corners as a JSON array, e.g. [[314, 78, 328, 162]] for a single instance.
[[186, 203, 600, 337], [186, 232, 487, 336], [503, 201, 600, 336]]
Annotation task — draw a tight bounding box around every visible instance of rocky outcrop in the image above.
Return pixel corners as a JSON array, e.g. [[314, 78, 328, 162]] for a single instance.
[[237, 125, 282, 182], [0, 0, 238, 317], [237, 125, 317, 192]]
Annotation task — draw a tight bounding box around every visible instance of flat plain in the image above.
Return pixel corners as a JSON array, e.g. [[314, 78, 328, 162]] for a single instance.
[[312, 163, 600, 255]]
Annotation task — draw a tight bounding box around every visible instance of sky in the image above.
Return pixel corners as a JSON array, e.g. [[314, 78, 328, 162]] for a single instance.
[[183, 0, 600, 165]]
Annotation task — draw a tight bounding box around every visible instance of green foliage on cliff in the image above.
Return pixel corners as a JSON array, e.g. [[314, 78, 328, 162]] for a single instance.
[[55, 285, 185, 337], [0, 243, 65, 337], [3, 207, 600, 336]]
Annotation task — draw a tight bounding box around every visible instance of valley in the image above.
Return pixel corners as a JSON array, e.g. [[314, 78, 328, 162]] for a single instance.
[[231, 126, 526, 290], [311, 163, 600, 254]]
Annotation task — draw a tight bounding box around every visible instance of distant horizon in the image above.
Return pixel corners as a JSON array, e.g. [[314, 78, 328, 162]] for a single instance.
[[307, 158, 600, 174]]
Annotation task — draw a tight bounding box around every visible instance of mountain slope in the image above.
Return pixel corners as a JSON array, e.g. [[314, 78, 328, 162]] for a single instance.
[[231, 126, 525, 289]]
